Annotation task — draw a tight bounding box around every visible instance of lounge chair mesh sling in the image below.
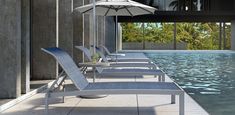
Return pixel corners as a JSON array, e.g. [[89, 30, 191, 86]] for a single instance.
[[76, 45, 157, 68], [75, 46, 166, 81], [42, 47, 185, 115], [94, 46, 159, 69], [99, 45, 151, 62]]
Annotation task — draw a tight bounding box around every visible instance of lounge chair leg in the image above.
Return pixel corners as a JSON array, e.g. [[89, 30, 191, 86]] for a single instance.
[[82, 66, 88, 74], [179, 93, 185, 115], [45, 93, 49, 115], [162, 74, 165, 82], [171, 95, 175, 104], [158, 76, 161, 82], [62, 81, 65, 103], [153, 65, 157, 70]]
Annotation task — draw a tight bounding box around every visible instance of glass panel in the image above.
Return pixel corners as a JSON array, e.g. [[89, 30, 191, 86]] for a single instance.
[[121, 23, 143, 50], [121, 23, 175, 50], [121, 22, 230, 50], [176, 22, 221, 50]]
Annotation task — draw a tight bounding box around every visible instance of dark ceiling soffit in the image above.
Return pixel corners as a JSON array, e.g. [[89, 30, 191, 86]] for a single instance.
[[117, 11, 235, 22]]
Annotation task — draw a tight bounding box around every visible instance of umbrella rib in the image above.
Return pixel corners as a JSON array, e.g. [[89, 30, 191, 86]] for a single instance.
[[83, 5, 110, 14], [112, 5, 120, 11], [101, 6, 112, 9], [124, 6, 133, 17], [82, 7, 95, 14], [138, 7, 155, 14], [104, 6, 112, 16], [118, 6, 133, 10]]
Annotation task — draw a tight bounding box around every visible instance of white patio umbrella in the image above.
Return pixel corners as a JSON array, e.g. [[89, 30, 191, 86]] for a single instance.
[[74, 0, 156, 54]]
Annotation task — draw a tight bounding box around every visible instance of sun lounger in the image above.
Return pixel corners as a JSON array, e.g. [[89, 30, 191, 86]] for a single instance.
[[41, 47, 185, 115], [99, 45, 150, 62], [100, 45, 125, 56], [75, 46, 165, 81], [75, 46, 157, 69]]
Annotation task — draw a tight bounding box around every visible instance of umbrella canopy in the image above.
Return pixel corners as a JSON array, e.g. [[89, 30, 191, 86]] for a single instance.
[[75, 0, 156, 16], [74, 0, 156, 55]]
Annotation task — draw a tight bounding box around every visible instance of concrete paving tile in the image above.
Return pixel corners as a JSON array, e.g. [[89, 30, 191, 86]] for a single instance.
[[97, 76, 136, 82], [2, 93, 81, 115], [155, 111, 209, 115], [70, 95, 138, 115], [1, 74, 208, 115], [138, 95, 205, 112]]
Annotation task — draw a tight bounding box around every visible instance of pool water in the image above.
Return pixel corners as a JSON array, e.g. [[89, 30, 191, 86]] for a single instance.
[[146, 51, 235, 115]]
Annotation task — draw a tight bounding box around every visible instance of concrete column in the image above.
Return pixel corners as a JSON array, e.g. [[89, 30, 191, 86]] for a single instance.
[[89, 0, 95, 54], [0, 0, 21, 98], [231, 20, 235, 50], [223, 22, 226, 50], [73, 0, 84, 63], [21, 0, 30, 93], [31, 0, 58, 80], [174, 22, 177, 50], [117, 24, 122, 51], [59, 0, 73, 55], [219, 22, 222, 50], [84, 0, 90, 53]]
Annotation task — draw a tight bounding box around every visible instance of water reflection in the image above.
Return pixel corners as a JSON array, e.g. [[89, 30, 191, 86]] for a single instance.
[[146, 52, 235, 115]]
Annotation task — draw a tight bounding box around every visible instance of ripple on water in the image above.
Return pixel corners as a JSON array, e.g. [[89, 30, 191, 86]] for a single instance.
[[146, 52, 235, 115]]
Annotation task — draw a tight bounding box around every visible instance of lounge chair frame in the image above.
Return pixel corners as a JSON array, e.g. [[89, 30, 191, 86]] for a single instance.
[[76, 45, 154, 66], [42, 47, 185, 115], [75, 46, 165, 81], [98, 45, 152, 63]]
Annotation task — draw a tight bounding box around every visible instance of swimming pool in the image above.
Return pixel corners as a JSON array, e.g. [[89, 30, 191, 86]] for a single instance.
[[146, 51, 235, 115]]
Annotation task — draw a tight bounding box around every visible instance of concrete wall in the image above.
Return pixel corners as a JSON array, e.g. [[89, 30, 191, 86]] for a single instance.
[[0, 0, 22, 98], [21, 0, 30, 94], [59, 0, 73, 55], [72, 0, 106, 63], [122, 42, 143, 50], [231, 20, 235, 50], [83, 0, 91, 62], [83, 15, 90, 47], [0, 0, 107, 98], [105, 17, 116, 52], [73, 0, 85, 63], [122, 42, 187, 50], [97, 16, 106, 47], [31, 0, 58, 80]]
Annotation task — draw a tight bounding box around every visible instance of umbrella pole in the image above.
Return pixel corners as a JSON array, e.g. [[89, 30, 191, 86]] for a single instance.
[[115, 15, 118, 62], [116, 15, 118, 53], [93, 0, 96, 55]]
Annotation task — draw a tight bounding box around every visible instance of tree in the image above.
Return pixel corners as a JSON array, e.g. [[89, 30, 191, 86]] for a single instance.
[[121, 22, 231, 50], [169, 0, 186, 11], [121, 23, 142, 42]]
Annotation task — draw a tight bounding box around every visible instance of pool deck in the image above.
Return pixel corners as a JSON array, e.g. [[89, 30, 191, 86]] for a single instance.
[[1, 75, 209, 115], [1, 52, 209, 115]]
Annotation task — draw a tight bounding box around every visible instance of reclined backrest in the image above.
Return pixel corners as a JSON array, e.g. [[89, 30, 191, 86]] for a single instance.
[[75, 46, 92, 61], [100, 45, 111, 56], [75, 46, 104, 73], [90, 45, 109, 63], [95, 48, 109, 63], [42, 47, 89, 90]]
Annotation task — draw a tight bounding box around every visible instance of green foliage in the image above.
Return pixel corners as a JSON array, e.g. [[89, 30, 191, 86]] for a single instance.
[[91, 53, 100, 63], [121, 23, 143, 42], [121, 22, 231, 50]]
